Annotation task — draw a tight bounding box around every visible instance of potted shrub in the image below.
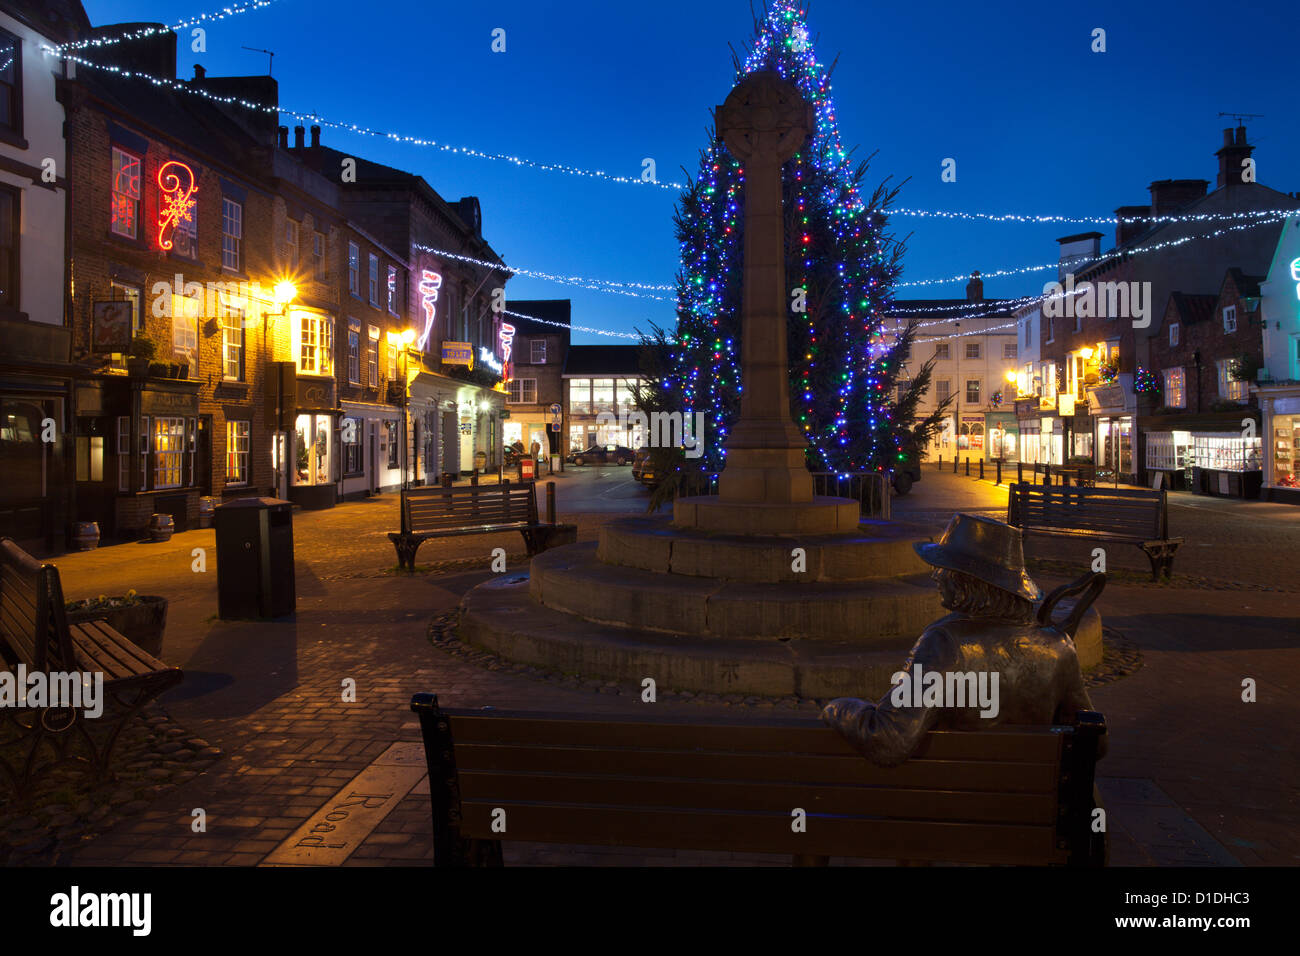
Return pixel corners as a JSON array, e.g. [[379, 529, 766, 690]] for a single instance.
[[127, 336, 157, 377], [65, 589, 169, 658], [149, 361, 169, 377]]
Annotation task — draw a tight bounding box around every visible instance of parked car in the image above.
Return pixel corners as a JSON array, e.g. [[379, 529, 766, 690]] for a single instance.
[[503, 442, 526, 466], [566, 443, 634, 466], [631, 447, 657, 484]]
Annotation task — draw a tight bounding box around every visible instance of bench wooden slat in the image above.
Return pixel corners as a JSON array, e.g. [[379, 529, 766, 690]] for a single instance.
[[456, 801, 1065, 864], [452, 743, 1061, 793], [69, 620, 170, 678], [458, 771, 1059, 824], [445, 711, 1063, 763]]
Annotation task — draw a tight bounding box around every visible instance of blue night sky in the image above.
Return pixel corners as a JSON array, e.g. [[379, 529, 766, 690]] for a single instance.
[[84, 0, 1298, 342]]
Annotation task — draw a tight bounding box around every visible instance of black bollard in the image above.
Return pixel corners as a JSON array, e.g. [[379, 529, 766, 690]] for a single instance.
[[1017, 461, 1023, 484], [964, 458, 970, 477], [471, 470, 479, 487], [547, 482, 556, 524], [938, 454, 942, 470], [996, 459, 1002, 486], [979, 459, 985, 481], [953, 456, 958, 474]]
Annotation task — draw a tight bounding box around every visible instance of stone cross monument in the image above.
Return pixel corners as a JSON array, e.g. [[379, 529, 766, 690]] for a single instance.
[[675, 71, 859, 535]]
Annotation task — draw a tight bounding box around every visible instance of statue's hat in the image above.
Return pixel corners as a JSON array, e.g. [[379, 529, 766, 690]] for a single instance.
[[913, 513, 1042, 603]]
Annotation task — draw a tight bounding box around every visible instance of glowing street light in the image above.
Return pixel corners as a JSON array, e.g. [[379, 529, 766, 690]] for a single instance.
[[273, 280, 297, 307]]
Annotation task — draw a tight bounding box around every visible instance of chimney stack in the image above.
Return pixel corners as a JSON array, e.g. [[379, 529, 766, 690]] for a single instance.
[[193, 64, 206, 80], [277, 125, 288, 149], [1148, 178, 1208, 216], [1114, 205, 1149, 247], [310, 125, 320, 148], [1216, 125, 1255, 188], [965, 270, 984, 302], [293, 125, 305, 149]]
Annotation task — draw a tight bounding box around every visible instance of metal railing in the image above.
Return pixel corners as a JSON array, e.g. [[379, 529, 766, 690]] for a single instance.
[[810, 471, 891, 520]]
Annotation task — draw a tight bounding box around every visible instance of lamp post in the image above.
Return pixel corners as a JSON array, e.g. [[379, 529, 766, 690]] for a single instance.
[[397, 327, 417, 492]]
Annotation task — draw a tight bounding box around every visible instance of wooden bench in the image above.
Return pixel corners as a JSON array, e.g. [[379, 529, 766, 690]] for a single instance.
[[1007, 482, 1183, 581], [409, 694, 1107, 867], [388, 481, 575, 570], [0, 538, 183, 802]]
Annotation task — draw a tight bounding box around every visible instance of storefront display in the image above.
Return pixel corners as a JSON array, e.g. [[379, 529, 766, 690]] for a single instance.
[[1273, 417, 1299, 488]]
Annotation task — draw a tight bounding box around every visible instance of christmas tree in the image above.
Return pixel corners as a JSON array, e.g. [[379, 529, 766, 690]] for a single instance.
[[647, 0, 946, 500]]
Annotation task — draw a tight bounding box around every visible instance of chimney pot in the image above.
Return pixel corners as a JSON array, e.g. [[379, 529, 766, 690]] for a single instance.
[[310, 125, 320, 148], [277, 125, 289, 148], [965, 270, 984, 302], [293, 125, 305, 149], [193, 64, 206, 80]]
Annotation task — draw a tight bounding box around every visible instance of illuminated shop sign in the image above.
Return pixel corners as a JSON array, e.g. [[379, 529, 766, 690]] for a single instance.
[[417, 270, 442, 350]]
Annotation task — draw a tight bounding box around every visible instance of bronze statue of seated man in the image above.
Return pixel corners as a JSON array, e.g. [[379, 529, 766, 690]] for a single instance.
[[822, 513, 1106, 767]]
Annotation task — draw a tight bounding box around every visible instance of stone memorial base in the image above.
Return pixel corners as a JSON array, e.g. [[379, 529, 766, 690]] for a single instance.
[[454, 515, 1103, 697]]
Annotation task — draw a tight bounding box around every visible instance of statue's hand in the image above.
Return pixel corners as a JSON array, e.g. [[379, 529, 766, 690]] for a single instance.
[[821, 697, 871, 735]]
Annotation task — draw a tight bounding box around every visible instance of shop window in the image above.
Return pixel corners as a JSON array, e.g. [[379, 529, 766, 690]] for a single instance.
[[385, 420, 399, 469], [75, 436, 104, 482], [0, 399, 52, 500], [592, 379, 615, 413], [342, 417, 363, 476], [367, 326, 380, 386], [965, 343, 981, 360], [368, 254, 379, 306], [965, 379, 981, 405], [172, 292, 198, 358], [0, 29, 20, 135], [531, 340, 547, 364], [387, 341, 398, 382], [111, 147, 141, 239], [221, 197, 242, 271], [153, 417, 186, 489], [1162, 367, 1186, 408], [1273, 417, 1299, 487], [226, 420, 250, 485], [569, 379, 592, 415], [294, 414, 333, 485]]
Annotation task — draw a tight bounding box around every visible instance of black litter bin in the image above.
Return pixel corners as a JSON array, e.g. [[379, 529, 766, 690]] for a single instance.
[[214, 497, 296, 619]]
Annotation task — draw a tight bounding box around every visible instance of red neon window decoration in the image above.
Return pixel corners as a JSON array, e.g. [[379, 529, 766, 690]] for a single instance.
[[156, 160, 198, 251], [417, 269, 442, 351], [111, 147, 141, 238]]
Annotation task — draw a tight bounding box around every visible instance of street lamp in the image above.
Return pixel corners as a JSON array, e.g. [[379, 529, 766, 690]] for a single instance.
[[266, 280, 297, 498]]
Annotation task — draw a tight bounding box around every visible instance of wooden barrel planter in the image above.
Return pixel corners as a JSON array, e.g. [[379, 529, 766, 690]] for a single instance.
[[198, 497, 217, 529], [66, 596, 169, 658], [72, 521, 101, 551], [148, 513, 174, 542]]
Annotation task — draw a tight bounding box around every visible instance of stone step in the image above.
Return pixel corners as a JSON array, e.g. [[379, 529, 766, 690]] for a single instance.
[[460, 571, 912, 699], [530, 542, 943, 643], [598, 515, 934, 582]]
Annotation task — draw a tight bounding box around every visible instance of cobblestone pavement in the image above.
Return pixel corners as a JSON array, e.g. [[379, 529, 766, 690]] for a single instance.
[[5, 473, 1295, 866]]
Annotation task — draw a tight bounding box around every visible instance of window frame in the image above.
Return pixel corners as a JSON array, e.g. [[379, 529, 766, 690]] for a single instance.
[[1222, 306, 1237, 333], [348, 242, 360, 296], [387, 265, 399, 315], [0, 184, 18, 310], [313, 231, 326, 279], [0, 28, 22, 138], [110, 147, 142, 240], [368, 254, 380, 306], [1003, 343, 1018, 360], [285, 219, 299, 270], [226, 420, 251, 486], [507, 378, 538, 404], [342, 416, 364, 476], [347, 321, 361, 384], [1169, 323, 1180, 347], [934, 343, 950, 360], [152, 416, 186, 490], [367, 325, 380, 387], [296, 311, 333, 376], [965, 379, 981, 405], [221, 303, 245, 381], [1163, 367, 1186, 408], [221, 197, 243, 271], [530, 340, 547, 364]]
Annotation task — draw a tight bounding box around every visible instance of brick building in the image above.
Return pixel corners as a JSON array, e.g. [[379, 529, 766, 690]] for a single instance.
[[502, 299, 571, 459], [1015, 125, 1299, 486], [291, 141, 511, 481], [61, 29, 285, 537]]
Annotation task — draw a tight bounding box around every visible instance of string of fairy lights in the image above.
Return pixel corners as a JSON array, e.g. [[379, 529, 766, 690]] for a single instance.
[[48, 0, 1297, 449]]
